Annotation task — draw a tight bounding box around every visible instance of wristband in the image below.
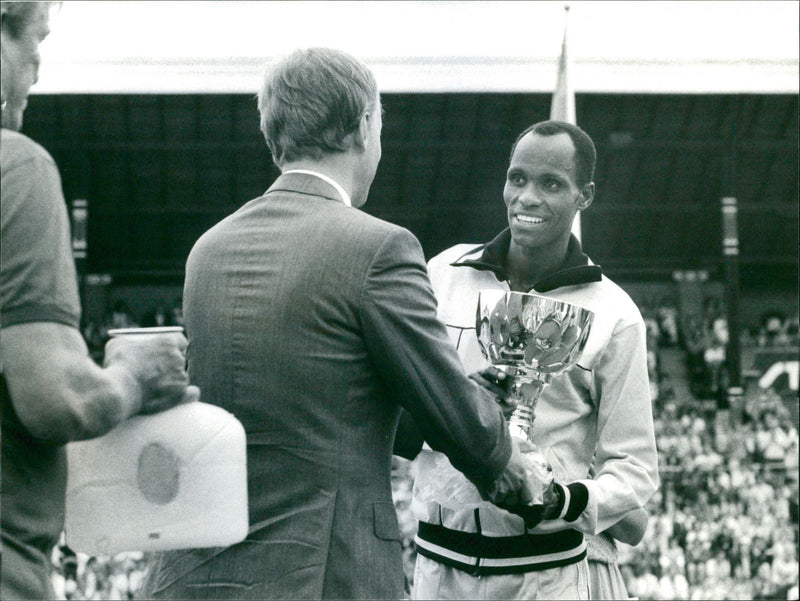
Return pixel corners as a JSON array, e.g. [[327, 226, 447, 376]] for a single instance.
[[557, 483, 570, 520]]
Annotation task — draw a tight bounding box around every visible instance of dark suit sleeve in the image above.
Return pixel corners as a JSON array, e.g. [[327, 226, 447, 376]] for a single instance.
[[360, 227, 511, 490], [393, 409, 424, 460]]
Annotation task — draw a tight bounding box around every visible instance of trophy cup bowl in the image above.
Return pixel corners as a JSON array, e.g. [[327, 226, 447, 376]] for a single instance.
[[477, 290, 594, 439], [477, 290, 594, 506]]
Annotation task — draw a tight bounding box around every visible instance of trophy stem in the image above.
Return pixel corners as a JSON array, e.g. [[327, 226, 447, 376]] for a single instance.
[[507, 379, 546, 441]]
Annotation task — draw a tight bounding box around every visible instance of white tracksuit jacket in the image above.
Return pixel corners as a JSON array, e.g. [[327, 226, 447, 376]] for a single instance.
[[410, 230, 659, 577]]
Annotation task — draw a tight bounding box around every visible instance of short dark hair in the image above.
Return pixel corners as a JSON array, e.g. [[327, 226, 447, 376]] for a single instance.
[[257, 47, 378, 168], [509, 120, 596, 187]]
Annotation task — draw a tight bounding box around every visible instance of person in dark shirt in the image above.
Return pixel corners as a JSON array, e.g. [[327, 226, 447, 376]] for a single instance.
[[1, 4, 197, 598]]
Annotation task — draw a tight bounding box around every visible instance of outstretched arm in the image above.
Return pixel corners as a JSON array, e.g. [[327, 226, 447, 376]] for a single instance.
[[2, 321, 197, 444]]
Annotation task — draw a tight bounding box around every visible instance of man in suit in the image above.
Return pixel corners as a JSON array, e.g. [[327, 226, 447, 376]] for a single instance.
[[143, 47, 535, 600]]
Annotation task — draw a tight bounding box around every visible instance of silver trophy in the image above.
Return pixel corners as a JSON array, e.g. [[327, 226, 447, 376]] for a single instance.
[[477, 291, 593, 509], [477, 290, 594, 441], [414, 291, 594, 514]]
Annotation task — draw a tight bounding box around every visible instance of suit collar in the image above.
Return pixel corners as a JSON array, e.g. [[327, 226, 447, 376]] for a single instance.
[[265, 172, 348, 206], [452, 228, 603, 293], [281, 169, 351, 206]]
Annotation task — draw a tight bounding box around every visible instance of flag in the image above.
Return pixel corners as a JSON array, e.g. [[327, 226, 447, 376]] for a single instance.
[[550, 5, 582, 241]]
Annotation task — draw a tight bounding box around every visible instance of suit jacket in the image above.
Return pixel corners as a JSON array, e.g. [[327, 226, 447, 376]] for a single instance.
[[144, 173, 511, 600]]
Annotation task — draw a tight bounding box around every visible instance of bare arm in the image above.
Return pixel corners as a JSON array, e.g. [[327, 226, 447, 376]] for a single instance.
[[1, 321, 196, 444]]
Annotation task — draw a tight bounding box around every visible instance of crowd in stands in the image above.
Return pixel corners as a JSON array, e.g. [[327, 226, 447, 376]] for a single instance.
[[51, 298, 799, 600], [756, 311, 800, 349], [614, 300, 798, 600], [50, 540, 148, 600], [621, 385, 798, 600]]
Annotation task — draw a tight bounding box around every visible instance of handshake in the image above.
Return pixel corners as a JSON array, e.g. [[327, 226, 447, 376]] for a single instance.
[[470, 367, 565, 529], [482, 437, 565, 529]]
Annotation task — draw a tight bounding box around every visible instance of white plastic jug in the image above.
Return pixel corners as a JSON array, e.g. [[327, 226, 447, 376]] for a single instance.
[[65, 401, 248, 555]]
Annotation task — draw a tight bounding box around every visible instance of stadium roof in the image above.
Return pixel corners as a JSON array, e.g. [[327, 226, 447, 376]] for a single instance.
[[35, 1, 799, 95], [21, 1, 799, 294]]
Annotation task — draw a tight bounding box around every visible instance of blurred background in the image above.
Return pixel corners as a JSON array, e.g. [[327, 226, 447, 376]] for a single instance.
[[21, 2, 798, 599]]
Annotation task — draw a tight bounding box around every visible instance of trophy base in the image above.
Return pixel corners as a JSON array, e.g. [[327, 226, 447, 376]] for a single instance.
[[509, 423, 529, 440], [519, 445, 554, 506]]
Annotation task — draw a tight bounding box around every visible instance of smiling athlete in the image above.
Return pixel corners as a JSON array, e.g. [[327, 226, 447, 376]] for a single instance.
[[398, 120, 659, 600]]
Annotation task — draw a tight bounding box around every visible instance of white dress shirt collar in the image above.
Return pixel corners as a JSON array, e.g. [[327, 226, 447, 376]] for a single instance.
[[282, 169, 352, 207]]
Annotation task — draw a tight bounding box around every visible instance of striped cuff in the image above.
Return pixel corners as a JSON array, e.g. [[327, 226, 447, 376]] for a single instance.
[[557, 484, 570, 520]]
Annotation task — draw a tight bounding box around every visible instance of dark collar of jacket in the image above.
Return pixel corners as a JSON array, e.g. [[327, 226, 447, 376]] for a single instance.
[[451, 228, 603, 293], [264, 172, 344, 205]]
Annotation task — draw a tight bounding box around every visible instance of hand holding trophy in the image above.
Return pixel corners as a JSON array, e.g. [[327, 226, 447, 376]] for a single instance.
[[477, 290, 593, 526]]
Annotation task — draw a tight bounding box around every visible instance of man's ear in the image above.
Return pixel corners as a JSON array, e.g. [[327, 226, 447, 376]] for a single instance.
[[353, 112, 370, 151], [577, 182, 595, 211]]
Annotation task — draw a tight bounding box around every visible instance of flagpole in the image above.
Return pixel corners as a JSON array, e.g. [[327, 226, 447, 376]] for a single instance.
[[549, 5, 581, 242], [550, 5, 574, 124]]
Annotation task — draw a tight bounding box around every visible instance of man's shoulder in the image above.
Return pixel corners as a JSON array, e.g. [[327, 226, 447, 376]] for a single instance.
[[262, 185, 409, 237], [578, 273, 644, 326], [0, 129, 56, 169], [428, 243, 485, 268], [190, 195, 417, 263], [335, 207, 420, 251], [597, 274, 639, 308], [346, 205, 405, 232], [426, 243, 500, 302]]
